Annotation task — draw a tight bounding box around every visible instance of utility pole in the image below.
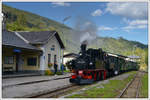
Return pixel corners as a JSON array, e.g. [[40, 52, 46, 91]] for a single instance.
[[2, 12, 7, 31], [96, 37, 98, 49], [62, 16, 71, 64], [132, 45, 137, 56], [132, 45, 137, 61]]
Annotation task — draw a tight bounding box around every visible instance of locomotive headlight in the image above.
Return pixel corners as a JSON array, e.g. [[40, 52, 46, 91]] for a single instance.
[[89, 62, 93, 65], [69, 62, 72, 65], [114, 71, 118, 75], [79, 70, 83, 74]]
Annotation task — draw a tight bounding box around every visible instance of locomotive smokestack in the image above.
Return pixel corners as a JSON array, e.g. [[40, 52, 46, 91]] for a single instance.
[[81, 40, 87, 54]]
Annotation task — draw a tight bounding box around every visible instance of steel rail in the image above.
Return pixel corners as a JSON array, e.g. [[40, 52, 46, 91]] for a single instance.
[[118, 74, 136, 98], [118, 71, 142, 98], [29, 84, 79, 98], [136, 77, 141, 98]]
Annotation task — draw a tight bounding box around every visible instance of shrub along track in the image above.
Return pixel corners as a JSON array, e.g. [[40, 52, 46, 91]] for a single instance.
[[118, 71, 145, 98]]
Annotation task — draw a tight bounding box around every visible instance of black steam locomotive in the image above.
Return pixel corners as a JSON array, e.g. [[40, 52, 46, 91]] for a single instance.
[[67, 43, 139, 84]]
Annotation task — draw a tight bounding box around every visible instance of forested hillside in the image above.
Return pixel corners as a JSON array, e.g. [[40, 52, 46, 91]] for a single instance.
[[2, 4, 79, 52], [88, 37, 147, 54], [2, 4, 148, 70]]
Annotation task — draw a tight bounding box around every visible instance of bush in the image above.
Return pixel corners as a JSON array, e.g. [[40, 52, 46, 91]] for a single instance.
[[64, 70, 70, 73], [45, 69, 54, 75], [48, 63, 53, 68], [56, 71, 63, 75]]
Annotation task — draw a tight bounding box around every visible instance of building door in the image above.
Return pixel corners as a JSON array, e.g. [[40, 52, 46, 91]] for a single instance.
[[14, 49, 21, 72], [54, 55, 57, 63], [48, 54, 51, 63], [18, 55, 24, 71], [16, 53, 19, 72]]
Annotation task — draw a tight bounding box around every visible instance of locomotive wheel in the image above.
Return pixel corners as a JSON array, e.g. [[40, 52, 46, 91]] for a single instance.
[[91, 72, 95, 80], [96, 72, 100, 81], [101, 72, 104, 80], [110, 70, 114, 77], [106, 71, 109, 78]]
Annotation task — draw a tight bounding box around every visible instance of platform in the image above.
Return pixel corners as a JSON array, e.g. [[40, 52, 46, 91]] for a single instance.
[[2, 73, 71, 98]]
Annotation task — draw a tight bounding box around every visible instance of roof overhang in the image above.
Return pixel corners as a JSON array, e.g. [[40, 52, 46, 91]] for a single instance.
[[2, 44, 42, 53], [54, 32, 65, 49], [63, 53, 79, 58]]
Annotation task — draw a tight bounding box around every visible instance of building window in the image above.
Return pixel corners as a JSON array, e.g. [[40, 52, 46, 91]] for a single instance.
[[51, 45, 55, 51], [27, 57, 37, 66], [54, 55, 57, 63], [4, 56, 14, 64], [48, 54, 51, 63]]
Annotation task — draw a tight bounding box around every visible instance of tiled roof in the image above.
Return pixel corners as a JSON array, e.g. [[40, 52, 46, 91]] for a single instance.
[[2, 30, 41, 51], [128, 55, 141, 59], [18, 31, 65, 49], [63, 53, 79, 58], [18, 31, 54, 44]]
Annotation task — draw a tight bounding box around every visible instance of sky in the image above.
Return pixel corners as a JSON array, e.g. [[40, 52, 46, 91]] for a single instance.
[[3, 2, 148, 45]]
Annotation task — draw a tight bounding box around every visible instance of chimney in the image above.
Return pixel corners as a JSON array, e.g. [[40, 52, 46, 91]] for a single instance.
[[81, 40, 87, 54]]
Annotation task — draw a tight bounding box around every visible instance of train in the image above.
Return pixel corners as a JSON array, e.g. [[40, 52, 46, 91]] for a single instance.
[[66, 42, 139, 84]]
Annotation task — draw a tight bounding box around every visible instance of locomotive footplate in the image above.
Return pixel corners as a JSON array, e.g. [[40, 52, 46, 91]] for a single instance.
[[70, 78, 94, 84]]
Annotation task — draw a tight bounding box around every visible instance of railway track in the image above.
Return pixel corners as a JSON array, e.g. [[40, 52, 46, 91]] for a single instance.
[[118, 71, 144, 98], [30, 84, 81, 98], [29, 71, 141, 98], [30, 71, 130, 98]]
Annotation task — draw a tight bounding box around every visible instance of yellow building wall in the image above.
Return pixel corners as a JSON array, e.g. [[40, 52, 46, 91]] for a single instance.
[[2, 48, 16, 71], [22, 54, 40, 70], [2, 47, 40, 71]]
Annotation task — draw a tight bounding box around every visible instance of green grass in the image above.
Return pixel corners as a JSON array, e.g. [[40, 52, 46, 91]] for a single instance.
[[67, 71, 137, 98], [125, 71, 137, 75], [56, 71, 63, 75], [64, 70, 70, 73], [140, 73, 148, 98]]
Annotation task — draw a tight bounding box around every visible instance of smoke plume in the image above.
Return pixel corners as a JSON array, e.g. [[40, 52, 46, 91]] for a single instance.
[[72, 17, 98, 45]]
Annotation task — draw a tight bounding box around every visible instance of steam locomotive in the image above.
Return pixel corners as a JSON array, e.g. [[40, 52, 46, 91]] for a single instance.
[[67, 43, 139, 84]]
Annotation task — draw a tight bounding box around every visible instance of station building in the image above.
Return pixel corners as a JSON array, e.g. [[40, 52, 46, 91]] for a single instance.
[[2, 30, 65, 75], [63, 53, 78, 65]]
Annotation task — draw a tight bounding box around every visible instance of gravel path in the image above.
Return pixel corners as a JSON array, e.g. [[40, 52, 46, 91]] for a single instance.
[[110, 73, 130, 80]]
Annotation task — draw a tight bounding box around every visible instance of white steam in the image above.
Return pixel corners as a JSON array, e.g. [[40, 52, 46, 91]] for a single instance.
[[80, 32, 96, 44], [72, 17, 98, 45]]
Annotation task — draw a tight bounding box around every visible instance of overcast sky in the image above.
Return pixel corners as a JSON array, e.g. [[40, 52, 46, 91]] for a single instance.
[[3, 2, 148, 44]]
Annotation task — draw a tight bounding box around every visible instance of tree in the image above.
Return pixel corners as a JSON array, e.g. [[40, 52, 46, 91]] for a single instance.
[[16, 13, 27, 26], [145, 49, 148, 66]]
